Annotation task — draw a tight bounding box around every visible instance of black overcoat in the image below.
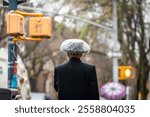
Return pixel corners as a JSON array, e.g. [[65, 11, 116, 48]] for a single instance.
[[54, 57, 99, 100]]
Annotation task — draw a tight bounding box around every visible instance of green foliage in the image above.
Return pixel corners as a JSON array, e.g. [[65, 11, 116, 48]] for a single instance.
[[79, 24, 89, 39], [55, 22, 65, 33], [99, 0, 111, 6], [96, 16, 108, 23]]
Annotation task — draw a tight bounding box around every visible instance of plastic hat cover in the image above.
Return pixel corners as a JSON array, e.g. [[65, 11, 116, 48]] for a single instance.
[[60, 39, 90, 53]]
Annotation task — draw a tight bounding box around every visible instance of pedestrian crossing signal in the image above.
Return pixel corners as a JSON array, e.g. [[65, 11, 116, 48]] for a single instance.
[[29, 17, 52, 38], [3, 0, 29, 5], [7, 13, 25, 35], [118, 66, 136, 80]]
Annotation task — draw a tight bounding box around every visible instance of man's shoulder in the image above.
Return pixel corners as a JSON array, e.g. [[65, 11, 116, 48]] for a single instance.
[[82, 62, 95, 67], [55, 61, 95, 70], [55, 62, 68, 70], [81, 62, 95, 70]]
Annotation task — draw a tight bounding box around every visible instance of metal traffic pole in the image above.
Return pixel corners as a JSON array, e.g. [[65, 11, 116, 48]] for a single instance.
[[8, 0, 18, 89], [112, 0, 120, 83]]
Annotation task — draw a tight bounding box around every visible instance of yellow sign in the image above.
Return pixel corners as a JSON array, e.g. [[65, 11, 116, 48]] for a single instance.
[[118, 66, 136, 80]]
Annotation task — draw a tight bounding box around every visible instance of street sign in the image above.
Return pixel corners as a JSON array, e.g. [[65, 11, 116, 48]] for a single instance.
[[107, 51, 122, 58], [3, 0, 29, 5]]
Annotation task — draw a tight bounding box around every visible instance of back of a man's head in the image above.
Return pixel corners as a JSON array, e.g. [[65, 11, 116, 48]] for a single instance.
[[67, 53, 82, 59]]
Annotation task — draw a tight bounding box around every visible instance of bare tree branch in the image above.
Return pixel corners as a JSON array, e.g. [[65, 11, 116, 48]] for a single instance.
[[90, 49, 106, 56]]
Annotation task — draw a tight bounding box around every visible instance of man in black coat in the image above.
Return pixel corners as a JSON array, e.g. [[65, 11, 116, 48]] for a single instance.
[[54, 39, 99, 100]]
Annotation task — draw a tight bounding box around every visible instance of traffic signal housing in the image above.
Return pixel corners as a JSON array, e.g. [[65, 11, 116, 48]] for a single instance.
[[29, 17, 52, 38], [7, 13, 25, 35], [3, 0, 30, 5], [118, 66, 136, 80]]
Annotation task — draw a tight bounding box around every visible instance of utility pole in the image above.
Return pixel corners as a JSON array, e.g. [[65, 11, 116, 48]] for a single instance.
[[8, 0, 18, 89], [112, 0, 120, 83]]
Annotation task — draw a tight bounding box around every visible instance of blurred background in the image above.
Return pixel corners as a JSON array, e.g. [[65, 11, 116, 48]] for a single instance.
[[0, 0, 150, 100]]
